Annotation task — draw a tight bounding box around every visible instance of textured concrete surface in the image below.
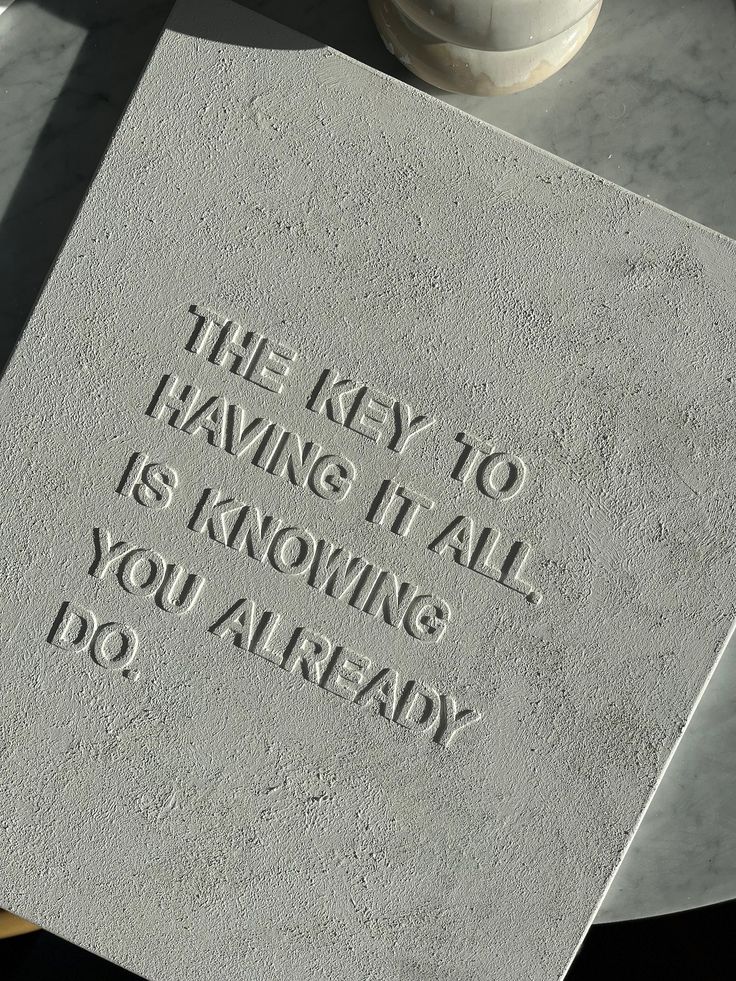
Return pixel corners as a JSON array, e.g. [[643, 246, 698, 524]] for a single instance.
[[1, 0, 736, 978], [5, 1, 736, 928]]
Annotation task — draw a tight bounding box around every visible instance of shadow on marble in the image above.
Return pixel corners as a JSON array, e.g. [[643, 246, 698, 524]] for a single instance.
[[0, 0, 173, 371], [171, 0, 320, 50], [235, 0, 398, 70], [0, 0, 402, 375]]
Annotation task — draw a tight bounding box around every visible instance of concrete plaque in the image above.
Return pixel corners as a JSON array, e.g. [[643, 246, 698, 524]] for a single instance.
[[1, 1, 735, 978]]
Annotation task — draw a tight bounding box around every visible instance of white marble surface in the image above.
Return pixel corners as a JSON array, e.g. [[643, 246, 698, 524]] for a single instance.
[[1, 0, 736, 925]]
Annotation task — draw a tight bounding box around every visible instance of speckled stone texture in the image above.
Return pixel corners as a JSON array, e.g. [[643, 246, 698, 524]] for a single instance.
[[0, 1, 735, 978]]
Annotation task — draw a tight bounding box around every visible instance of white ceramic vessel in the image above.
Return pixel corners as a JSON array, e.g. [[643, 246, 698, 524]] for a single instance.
[[369, 0, 603, 95]]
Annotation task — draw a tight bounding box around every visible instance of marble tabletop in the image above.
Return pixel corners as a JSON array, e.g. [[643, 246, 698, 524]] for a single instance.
[[1, 0, 736, 925]]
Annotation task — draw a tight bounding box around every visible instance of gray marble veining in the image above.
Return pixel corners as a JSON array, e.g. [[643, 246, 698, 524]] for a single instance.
[[433, 0, 736, 238], [1, 0, 736, 926]]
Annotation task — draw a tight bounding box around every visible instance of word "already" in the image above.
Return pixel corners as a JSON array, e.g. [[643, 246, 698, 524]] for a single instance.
[[212, 598, 481, 749]]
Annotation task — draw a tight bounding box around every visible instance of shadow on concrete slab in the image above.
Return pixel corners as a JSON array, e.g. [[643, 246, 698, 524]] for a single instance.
[[0, 0, 397, 374]]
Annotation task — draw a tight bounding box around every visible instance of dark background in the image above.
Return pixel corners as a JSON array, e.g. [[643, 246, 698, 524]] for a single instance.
[[3, 896, 736, 980]]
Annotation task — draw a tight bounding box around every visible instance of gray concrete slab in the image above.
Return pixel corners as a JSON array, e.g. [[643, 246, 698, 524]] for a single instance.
[[1, 1, 736, 978]]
